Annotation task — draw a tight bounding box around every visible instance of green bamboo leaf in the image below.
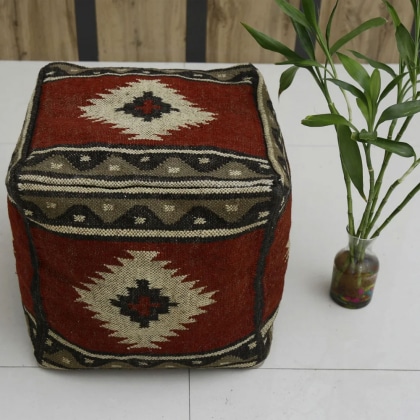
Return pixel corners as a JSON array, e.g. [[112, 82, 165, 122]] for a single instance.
[[337, 52, 370, 91], [301, 0, 319, 28], [337, 125, 365, 200], [301, 114, 353, 127], [327, 78, 367, 102], [377, 100, 420, 125], [378, 73, 406, 102], [276, 59, 322, 67], [274, 0, 311, 29], [326, 0, 339, 45], [383, 1, 401, 27], [241, 23, 301, 60], [292, 21, 315, 59], [369, 69, 381, 103], [279, 66, 299, 95], [330, 17, 386, 55], [357, 97, 370, 123], [395, 24, 415, 66], [371, 137, 416, 157], [350, 50, 396, 77]]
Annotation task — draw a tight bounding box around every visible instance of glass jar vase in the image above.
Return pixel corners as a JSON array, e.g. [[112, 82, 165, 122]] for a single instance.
[[330, 234, 380, 309]]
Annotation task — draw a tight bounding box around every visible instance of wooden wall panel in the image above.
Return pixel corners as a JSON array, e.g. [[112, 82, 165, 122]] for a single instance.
[[0, 0, 78, 60], [96, 0, 187, 62], [206, 0, 300, 63], [317, 0, 414, 63], [0, 0, 415, 63]]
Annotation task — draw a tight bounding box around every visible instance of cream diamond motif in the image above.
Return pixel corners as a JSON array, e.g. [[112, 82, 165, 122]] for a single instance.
[[74, 251, 217, 349], [79, 80, 217, 141]]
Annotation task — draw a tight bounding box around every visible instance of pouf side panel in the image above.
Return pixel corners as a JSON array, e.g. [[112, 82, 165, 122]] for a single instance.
[[262, 197, 292, 321], [254, 67, 290, 190], [30, 225, 265, 355], [7, 200, 35, 316], [254, 67, 292, 323]]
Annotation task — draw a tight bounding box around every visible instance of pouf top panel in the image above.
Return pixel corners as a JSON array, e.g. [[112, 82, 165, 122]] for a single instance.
[[22, 63, 284, 157], [31, 64, 267, 156]]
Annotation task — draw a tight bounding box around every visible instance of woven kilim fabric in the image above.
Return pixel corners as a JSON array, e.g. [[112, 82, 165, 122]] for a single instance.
[[6, 63, 291, 369]]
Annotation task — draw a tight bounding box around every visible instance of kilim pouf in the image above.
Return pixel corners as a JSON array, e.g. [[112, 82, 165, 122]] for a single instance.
[[6, 62, 291, 369]]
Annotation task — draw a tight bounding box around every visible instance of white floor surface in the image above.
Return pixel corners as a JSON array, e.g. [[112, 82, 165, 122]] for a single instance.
[[1, 61, 419, 419]]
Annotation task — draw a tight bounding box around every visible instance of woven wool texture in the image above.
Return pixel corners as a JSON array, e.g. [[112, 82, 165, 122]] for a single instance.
[[6, 63, 291, 369]]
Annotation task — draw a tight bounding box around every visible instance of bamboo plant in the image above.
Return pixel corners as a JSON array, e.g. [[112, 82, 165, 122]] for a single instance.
[[243, 0, 420, 241]]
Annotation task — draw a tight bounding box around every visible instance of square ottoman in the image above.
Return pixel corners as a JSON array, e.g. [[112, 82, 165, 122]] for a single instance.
[[6, 63, 291, 369]]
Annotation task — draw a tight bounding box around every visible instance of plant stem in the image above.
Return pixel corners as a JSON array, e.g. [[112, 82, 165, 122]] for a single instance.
[[344, 170, 355, 235], [372, 182, 420, 238], [367, 116, 413, 230], [314, 52, 357, 235], [309, 61, 356, 236], [368, 0, 420, 237], [368, 158, 420, 235], [358, 144, 375, 238]]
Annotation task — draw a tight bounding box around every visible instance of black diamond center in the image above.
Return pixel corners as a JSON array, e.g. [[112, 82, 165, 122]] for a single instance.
[[110, 279, 178, 328], [116, 91, 179, 122]]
